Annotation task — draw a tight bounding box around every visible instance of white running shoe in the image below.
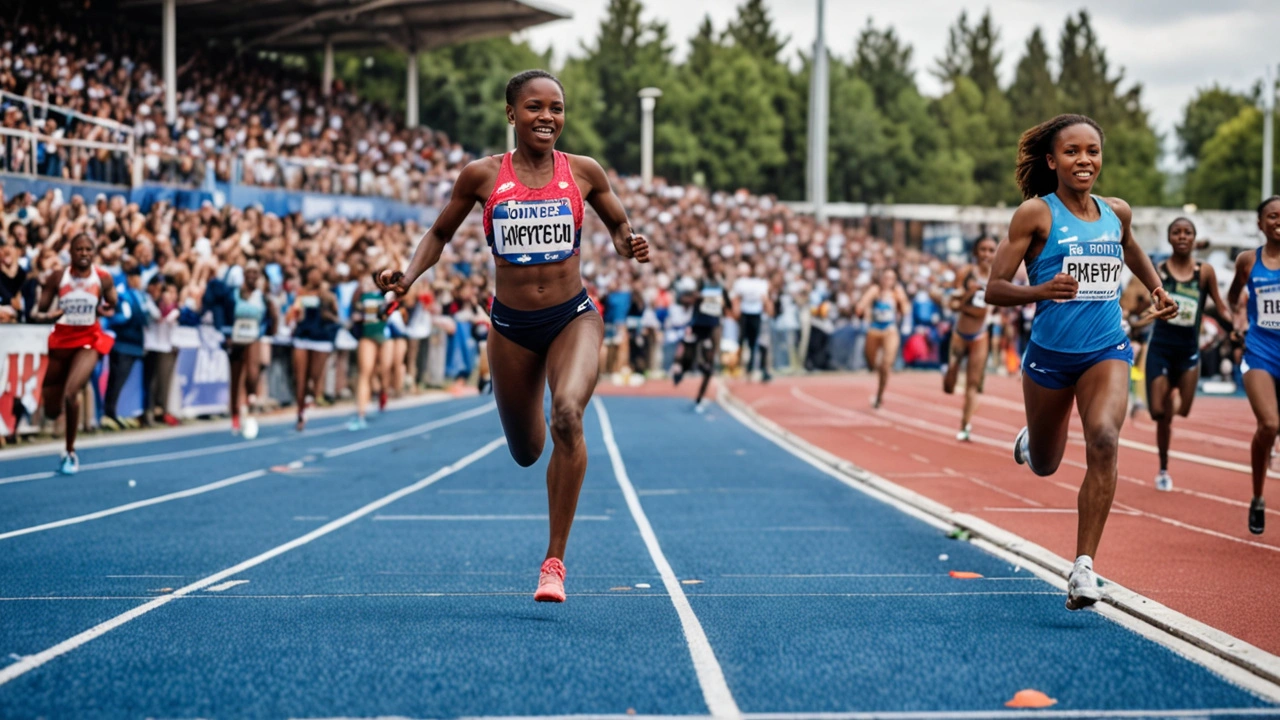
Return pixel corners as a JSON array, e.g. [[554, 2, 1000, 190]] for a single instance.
[[1013, 427, 1029, 466], [1154, 470, 1173, 492], [695, 400, 707, 414], [956, 424, 972, 442], [242, 417, 259, 440], [1065, 556, 1102, 611]]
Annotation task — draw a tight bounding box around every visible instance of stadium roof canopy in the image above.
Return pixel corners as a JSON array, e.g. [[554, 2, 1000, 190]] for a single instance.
[[126, 0, 570, 128], [123, 0, 571, 52]]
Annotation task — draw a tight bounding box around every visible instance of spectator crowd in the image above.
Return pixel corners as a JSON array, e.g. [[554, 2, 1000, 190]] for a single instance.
[[0, 10, 467, 202]]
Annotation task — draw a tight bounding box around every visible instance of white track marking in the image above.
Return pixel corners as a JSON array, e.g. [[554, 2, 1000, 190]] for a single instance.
[[323, 402, 494, 457], [438, 710, 1280, 720], [204, 580, 249, 592], [0, 436, 505, 688], [0, 470, 267, 541], [0, 392, 453, 462], [718, 387, 1280, 701], [0, 405, 494, 541], [594, 398, 741, 719], [0, 439, 281, 485], [372, 514, 612, 521]]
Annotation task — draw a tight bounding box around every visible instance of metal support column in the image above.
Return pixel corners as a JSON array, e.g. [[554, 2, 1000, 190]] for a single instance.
[[806, 0, 829, 221], [638, 87, 663, 192], [405, 50, 419, 129], [322, 40, 335, 97], [163, 0, 176, 124]]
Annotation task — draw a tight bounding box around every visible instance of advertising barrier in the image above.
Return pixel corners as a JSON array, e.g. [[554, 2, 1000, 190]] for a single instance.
[[0, 324, 53, 436]]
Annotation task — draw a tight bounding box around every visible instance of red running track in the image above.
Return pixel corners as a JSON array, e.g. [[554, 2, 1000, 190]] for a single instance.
[[718, 372, 1280, 655]]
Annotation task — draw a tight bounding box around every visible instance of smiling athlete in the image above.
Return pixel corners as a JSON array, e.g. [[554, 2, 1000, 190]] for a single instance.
[[985, 114, 1177, 610], [378, 70, 650, 602]]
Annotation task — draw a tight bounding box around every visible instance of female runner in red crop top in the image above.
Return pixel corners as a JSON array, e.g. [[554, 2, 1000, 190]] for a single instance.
[[378, 70, 650, 603]]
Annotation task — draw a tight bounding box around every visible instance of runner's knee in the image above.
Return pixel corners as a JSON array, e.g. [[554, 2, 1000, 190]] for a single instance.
[[1084, 427, 1120, 462], [549, 400, 584, 443]]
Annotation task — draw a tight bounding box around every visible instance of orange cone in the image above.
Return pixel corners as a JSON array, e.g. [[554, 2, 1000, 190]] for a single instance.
[[949, 571, 984, 579], [1005, 689, 1057, 708]]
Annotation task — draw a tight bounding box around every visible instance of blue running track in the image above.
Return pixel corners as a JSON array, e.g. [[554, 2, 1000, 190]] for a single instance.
[[1, 396, 1277, 718]]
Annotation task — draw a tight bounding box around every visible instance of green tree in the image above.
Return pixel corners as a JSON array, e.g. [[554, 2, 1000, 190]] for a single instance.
[[725, 0, 788, 63], [725, 0, 802, 196], [1187, 106, 1279, 209], [852, 21, 916, 111], [1177, 85, 1255, 164], [933, 10, 1001, 96], [580, 0, 676, 174], [675, 18, 784, 191], [1007, 27, 1059, 133], [1054, 11, 1164, 203]]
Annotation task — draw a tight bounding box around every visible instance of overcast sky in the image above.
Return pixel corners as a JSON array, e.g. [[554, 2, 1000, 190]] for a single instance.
[[524, 0, 1280, 168]]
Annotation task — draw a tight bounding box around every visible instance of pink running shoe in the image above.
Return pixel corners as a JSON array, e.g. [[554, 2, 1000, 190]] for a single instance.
[[534, 557, 566, 603]]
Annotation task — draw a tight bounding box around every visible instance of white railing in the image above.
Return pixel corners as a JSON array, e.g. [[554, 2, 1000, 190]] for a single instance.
[[0, 126, 135, 184], [0, 89, 136, 141]]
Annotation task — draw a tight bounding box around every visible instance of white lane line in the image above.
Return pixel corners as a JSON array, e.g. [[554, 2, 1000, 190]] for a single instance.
[[372, 514, 612, 521], [323, 402, 495, 457], [0, 404, 495, 542], [594, 397, 740, 719], [104, 575, 185, 578], [0, 470, 267, 541], [0, 424, 355, 486], [980, 507, 1141, 517], [0, 436, 506, 688], [433, 710, 1280, 720], [204, 580, 249, 592]]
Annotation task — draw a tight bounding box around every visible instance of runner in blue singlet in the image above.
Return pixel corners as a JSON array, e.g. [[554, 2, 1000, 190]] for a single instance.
[[985, 114, 1177, 610], [1227, 195, 1280, 535], [856, 267, 909, 409]]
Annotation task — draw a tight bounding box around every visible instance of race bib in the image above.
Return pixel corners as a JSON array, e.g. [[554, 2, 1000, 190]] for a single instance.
[[231, 318, 261, 344], [300, 295, 320, 309], [57, 298, 98, 326], [872, 304, 895, 324], [1061, 256, 1123, 301], [491, 199, 576, 265], [1257, 284, 1280, 330], [698, 290, 724, 317], [971, 289, 986, 309], [1167, 293, 1199, 328]]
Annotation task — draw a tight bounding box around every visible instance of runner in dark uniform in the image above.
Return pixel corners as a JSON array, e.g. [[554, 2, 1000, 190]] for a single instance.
[[672, 253, 730, 413], [1144, 218, 1231, 491]]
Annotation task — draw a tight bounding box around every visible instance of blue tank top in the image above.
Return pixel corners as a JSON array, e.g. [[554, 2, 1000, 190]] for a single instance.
[[870, 296, 897, 331], [1246, 247, 1280, 369], [235, 288, 266, 322], [1027, 194, 1127, 352]]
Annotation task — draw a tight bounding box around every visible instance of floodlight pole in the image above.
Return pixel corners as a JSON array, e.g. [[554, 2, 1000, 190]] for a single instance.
[[1265, 63, 1276, 201], [163, 0, 176, 124], [807, 0, 829, 222], [639, 87, 663, 192], [322, 39, 335, 97]]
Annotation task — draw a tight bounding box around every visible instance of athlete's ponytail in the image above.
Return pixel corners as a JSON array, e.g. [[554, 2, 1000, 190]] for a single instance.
[[1014, 114, 1105, 200], [1259, 196, 1280, 217]]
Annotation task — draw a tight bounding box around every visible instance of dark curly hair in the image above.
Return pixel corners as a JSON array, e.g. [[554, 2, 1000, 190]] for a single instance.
[[1015, 114, 1105, 200], [505, 70, 565, 106], [1259, 195, 1280, 218]]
